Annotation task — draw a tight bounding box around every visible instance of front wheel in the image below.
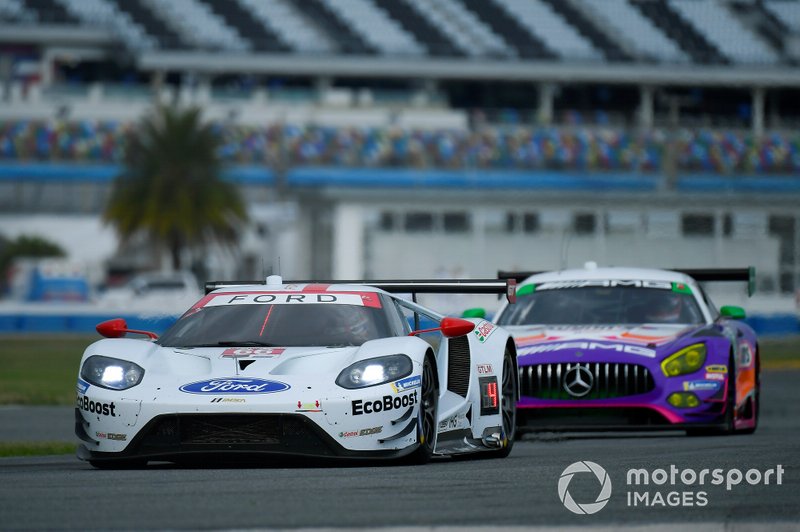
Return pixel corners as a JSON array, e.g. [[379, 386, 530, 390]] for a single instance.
[[408, 355, 438, 464], [738, 354, 760, 434], [687, 355, 736, 436], [494, 348, 517, 458]]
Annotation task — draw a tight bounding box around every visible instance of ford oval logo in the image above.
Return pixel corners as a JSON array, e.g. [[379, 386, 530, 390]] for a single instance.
[[179, 377, 290, 395]]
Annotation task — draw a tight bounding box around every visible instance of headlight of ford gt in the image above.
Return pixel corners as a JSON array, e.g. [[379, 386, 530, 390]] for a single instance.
[[661, 344, 706, 377], [336, 355, 412, 389], [80, 355, 145, 390]]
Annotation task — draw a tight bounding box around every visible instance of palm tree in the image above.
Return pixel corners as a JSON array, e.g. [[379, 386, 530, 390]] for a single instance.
[[104, 106, 248, 271]]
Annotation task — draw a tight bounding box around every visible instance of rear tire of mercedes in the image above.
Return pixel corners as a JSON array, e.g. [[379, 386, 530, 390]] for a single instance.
[[408, 355, 438, 465], [494, 348, 517, 458]]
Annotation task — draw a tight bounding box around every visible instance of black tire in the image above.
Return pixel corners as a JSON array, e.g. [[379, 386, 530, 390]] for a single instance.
[[494, 348, 517, 458], [408, 355, 438, 465], [687, 355, 735, 436], [89, 459, 146, 470]]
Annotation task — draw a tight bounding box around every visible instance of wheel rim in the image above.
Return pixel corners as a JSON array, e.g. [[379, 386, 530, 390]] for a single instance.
[[501, 352, 516, 440], [420, 358, 436, 452]]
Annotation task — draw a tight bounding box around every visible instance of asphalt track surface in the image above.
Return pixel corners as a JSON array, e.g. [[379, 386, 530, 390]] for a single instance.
[[1, 371, 798, 531]]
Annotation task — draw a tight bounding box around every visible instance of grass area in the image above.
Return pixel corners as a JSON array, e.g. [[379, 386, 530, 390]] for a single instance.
[[0, 334, 797, 406], [0, 335, 94, 405], [759, 337, 800, 369], [0, 441, 76, 457]]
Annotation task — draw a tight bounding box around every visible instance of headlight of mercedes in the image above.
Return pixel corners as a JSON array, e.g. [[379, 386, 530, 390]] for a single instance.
[[661, 344, 706, 377], [336, 355, 412, 389], [80, 355, 145, 390]]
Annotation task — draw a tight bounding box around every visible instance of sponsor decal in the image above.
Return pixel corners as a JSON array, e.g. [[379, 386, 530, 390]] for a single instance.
[[519, 341, 656, 358], [683, 380, 721, 392], [391, 375, 421, 393], [76, 378, 90, 394], [672, 282, 693, 294], [180, 378, 290, 395], [210, 397, 246, 403], [222, 347, 285, 357], [352, 390, 418, 416], [705, 372, 725, 381], [537, 280, 672, 291], [473, 320, 496, 343], [339, 426, 383, 438], [296, 400, 322, 412], [738, 342, 754, 367], [204, 292, 380, 308], [476, 364, 494, 375], [438, 412, 469, 433], [705, 365, 728, 373], [95, 431, 127, 441], [76, 394, 116, 417]]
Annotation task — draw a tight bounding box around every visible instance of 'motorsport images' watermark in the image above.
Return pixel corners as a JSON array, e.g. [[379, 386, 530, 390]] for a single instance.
[[558, 461, 784, 514], [558, 461, 612, 515]]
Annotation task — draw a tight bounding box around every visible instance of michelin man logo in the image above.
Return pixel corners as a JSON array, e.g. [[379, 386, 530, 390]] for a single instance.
[[558, 461, 612, 515]]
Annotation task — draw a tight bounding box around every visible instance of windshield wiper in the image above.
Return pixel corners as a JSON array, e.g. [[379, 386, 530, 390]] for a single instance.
[[170, 341, 281, 349]]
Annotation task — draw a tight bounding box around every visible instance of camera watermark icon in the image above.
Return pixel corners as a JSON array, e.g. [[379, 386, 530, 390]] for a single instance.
[[558, 461, 613, 515]]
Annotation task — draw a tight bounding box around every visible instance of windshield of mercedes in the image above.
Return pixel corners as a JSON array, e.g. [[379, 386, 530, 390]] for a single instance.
[[496, 281, 704, 326], [158, 291, 395, 347]]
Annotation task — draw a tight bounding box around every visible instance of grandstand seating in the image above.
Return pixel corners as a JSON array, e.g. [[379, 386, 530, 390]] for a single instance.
[[0, 0, 34, 23], [145, 0, 248, 51], [538, 0, 631, 62], [633, 0, 728, 64], [238, 0, 333, 54], [0, 0, 792, 66], [405, 0, 512, 57], [199, 0, 288, 53], [672, 0, 779, 63], [1, 120, 797, 176], [322, 0, 424, 56], [299, 0, 375, 54], [59, 0, 157, 51], [766, 0, 800, 32], [22, 0, 75, 24], [459, 0, 554, 59], [497, 0, 602, 61], [575, 0, 689, 63], [107, 0, 185, 49], [372, 0, 462, 56]]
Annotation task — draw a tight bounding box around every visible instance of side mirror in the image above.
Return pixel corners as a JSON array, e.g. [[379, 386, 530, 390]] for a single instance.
[[440, 317, 476, 338], [461, 307, 486, 319], [720, 306, 746, 320], [96, 318, 158, 340], [409, 317, 476, 338]]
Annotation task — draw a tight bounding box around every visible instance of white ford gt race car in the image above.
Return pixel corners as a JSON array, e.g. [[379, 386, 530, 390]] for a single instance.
[[75, 277, 519, 467]]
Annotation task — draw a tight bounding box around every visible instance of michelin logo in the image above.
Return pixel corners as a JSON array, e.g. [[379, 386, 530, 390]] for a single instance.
[[391, 375, 421, 393]]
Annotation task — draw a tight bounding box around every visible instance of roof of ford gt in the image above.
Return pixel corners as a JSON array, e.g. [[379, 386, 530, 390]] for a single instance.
[[209, 283, 386, 295], [519, 266, 695, 286]]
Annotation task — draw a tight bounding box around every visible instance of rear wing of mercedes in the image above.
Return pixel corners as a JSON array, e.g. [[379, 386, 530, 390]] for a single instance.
[[498, 267, 756, 297], [205, 278, 518, 303]]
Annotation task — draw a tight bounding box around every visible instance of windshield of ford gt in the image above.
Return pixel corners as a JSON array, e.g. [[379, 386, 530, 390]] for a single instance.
[[158, 292, 395, 348], [496, 283, 704, 326]]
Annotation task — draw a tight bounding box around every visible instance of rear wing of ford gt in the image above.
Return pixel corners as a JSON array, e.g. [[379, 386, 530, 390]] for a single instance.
[[205, 278, 518, 303], [497, 267, 756, 297]]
